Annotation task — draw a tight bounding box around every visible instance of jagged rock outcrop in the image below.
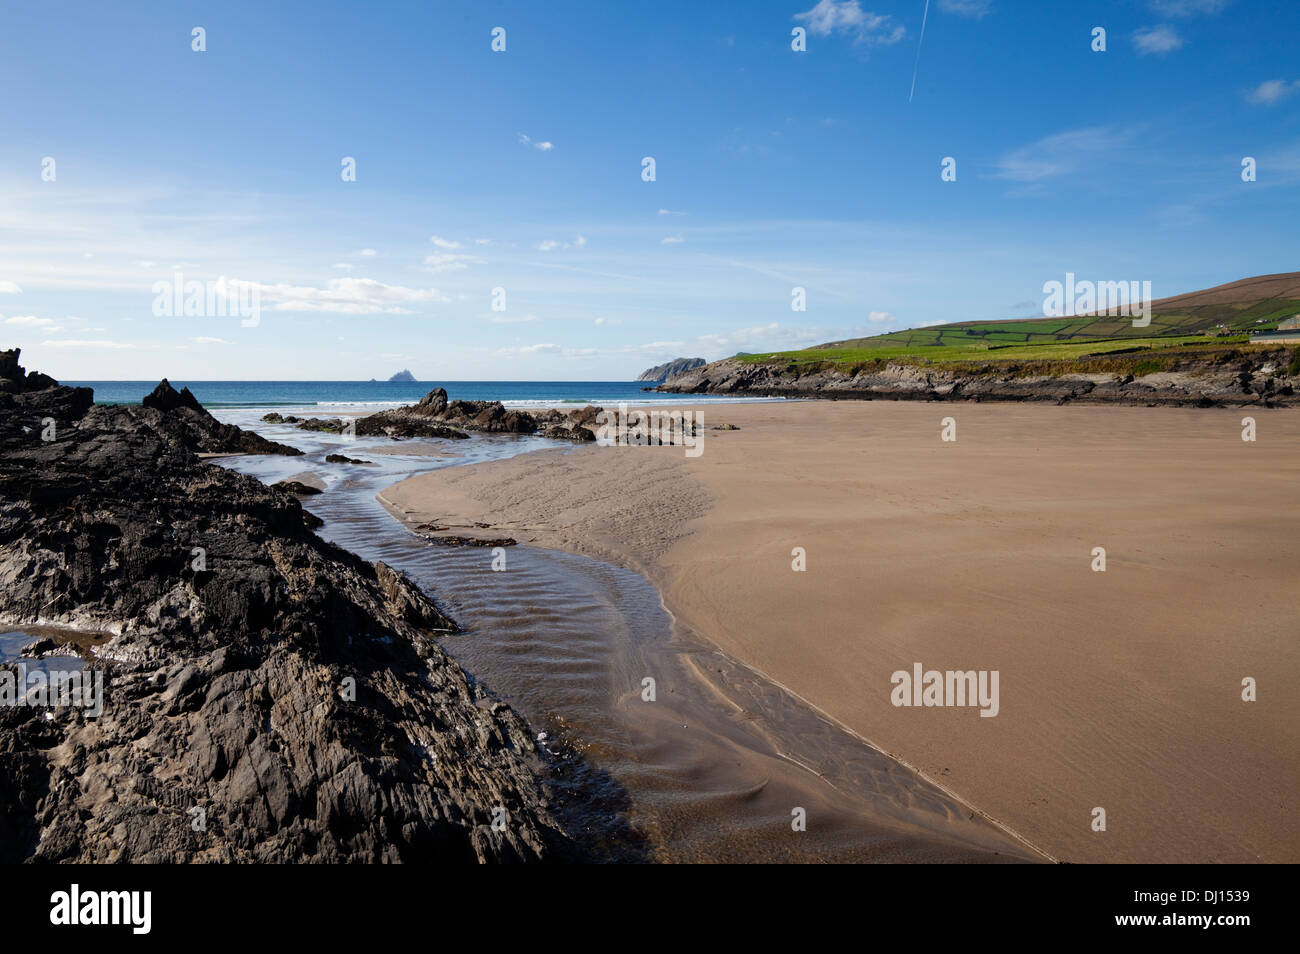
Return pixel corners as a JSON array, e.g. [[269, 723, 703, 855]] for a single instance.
[[0, 367, 603, 862], [355, 388, 600, 442], [636, 357, 706, 383], [656, 347, 1300, 407], [0, 348, 94, 429], [135, 380, 304, 456]]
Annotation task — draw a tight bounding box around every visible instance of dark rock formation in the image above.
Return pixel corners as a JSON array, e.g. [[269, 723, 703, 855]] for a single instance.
[[0, 348, 94, 431], [413, 523, 517, 548], [636, 357, 706, 383], [272, 480, 323, 495], [655, 347, 1300, 407], [388, 369, 416, 383], [324, 453, 374, 465], [356, 388, 599, 442], [0, 365, 603, 862], [135, 379, 303, 456]]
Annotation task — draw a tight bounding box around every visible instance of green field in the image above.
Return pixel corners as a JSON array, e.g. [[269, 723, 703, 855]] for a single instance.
[[737, 297, 1300, 372]]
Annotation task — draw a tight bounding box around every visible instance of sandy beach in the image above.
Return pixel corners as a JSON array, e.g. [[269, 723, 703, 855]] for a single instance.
[[382, 400, 1300, 863]]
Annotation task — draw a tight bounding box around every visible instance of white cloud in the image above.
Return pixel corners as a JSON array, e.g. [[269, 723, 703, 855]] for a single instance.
[[1133, 25, 1183, 55], [1246, 79, 1299, 105], [4, 315, 62, 330], [518, 134, 554, 151], [938, 0, 992, 17], [867, 310, 895, 324], [430, 235, 461, 249], [0, 281, 21, 294], [535, 240, 560, 252], [574, 234, 587, 247], [423, 252, 484, 273], [331, 263, 354, 271], [594, 317, 621, 325], [239, 277, 448, 314], [794, 1, 905, 44], [359, 248, 378, 257], [658, 208, 687, 216], [40, 339, 133, 349], [134, 260, 156, 268], [661, 235, 685, 244], [193, 336, 229, 345]]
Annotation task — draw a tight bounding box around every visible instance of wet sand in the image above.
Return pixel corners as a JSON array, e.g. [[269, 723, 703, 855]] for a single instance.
[[382, 400, 1300, 863]]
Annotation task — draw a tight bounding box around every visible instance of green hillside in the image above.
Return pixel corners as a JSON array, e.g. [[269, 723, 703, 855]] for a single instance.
[[737, 273, 1300, 369]]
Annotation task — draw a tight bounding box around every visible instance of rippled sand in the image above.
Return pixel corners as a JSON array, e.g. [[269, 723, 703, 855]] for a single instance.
[[383, 400, 1300, 863]]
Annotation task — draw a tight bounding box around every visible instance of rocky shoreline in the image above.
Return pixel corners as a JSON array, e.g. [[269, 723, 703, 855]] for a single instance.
[[264, 387, 602, 441], [655, 346, 1300, 407], [0, 350, 627, 863]]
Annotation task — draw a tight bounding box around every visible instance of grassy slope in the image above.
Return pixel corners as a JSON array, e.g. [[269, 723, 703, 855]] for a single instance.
[[737, 273, 1300, 370]]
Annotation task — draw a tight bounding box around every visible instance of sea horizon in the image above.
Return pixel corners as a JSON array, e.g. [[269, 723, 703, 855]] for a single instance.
[[67, 378, 784, 410]]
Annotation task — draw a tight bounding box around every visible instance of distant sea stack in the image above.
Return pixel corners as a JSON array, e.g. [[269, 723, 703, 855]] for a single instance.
[[636, 357, 705, 383], [388, 369, 416, 383]]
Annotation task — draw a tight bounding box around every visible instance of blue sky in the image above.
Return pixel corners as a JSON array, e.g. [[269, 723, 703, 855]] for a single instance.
[[2, 0, 1298, 380]]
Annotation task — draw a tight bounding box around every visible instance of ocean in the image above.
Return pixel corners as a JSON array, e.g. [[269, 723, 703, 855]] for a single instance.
[[67, 380, 768, 410]]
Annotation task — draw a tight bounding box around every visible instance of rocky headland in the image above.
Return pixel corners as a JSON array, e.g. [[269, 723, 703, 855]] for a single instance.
[[0, 351, 617, 862], [636, 357, 705, 383], [656, 346, 1300, 407]]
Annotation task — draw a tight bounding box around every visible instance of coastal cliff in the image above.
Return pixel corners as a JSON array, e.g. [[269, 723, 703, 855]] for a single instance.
[[0, 351, 595, 862], [636, 357, 705, 383], [656, 345, 1300, 406]]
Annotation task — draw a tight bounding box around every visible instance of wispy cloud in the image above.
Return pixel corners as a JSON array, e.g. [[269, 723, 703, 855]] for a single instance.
[[482, 313, 539, 324], [430, 235, 461, 249], [1133, 25, 1183, 55], [1246, 79, 1300, 105], [658, 209, 687, 216], [994, 125, 1141, 182], [423, 252, 484, 273], [534, 235, 586, 252], [518, 133, 554, 151], [240, 277, 448, 314], [4, 314, 63, 330], [938, 0, 991, 17], [0, 281, 22, 294], [40, 338, 133, 349], [661, 235, 685, 244]]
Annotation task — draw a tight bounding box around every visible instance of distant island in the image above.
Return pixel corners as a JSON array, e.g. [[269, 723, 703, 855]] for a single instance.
[[371, 369, 416, 383], [636, 357, 705, 383]]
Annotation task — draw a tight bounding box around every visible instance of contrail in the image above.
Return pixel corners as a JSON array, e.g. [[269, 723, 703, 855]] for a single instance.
[[909, 0, 931, 103]]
